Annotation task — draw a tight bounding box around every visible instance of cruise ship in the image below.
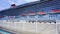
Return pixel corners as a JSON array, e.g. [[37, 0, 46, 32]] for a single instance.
[[0, 0, 60, 34]]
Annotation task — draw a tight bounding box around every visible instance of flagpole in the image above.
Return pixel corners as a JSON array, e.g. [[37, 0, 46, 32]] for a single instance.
[[56, 23, 59, 34], [55, 13, 59, 34]]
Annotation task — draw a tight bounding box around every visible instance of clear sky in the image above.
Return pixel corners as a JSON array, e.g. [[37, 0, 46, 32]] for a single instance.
[[0, 0, 39, 10]]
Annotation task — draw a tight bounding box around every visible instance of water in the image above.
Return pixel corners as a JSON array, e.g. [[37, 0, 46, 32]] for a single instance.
[[0, 29, 12, 34]]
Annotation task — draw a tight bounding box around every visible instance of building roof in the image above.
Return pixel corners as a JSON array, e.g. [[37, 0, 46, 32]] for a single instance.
[[0, 0, 50, 12], [0, 0, 60, 16]]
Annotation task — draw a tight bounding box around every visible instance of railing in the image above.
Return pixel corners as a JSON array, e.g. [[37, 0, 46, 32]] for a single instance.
[[0, 19, 57, 24], [0, 19, 58, 34]]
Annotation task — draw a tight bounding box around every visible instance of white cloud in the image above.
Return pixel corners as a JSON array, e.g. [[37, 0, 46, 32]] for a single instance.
[[14, 0, 27, 5], [14, 0, 39, 5], [24, 0, 39, 2], [6, 0, 14, 4]]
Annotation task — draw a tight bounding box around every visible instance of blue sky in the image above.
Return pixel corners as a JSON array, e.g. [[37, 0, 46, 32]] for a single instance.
[[0, 0, 39, 10]]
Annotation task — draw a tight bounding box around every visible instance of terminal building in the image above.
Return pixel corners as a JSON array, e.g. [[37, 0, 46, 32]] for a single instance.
[[0, 0, 60, 34], [0, 0, 60, 22]]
